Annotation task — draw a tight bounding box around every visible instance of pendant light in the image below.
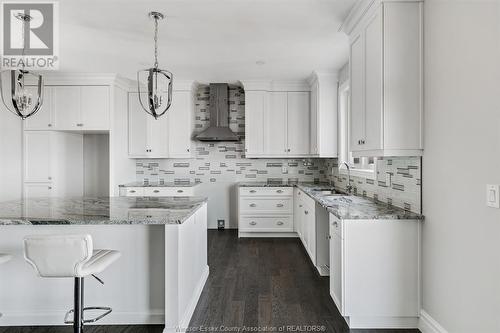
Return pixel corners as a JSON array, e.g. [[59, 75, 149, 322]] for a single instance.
[[137, 11, 173, 119], [0, 13, 44, 120]]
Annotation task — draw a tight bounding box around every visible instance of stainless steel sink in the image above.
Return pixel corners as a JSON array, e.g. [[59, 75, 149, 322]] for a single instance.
[[311, 188, 344, 195]]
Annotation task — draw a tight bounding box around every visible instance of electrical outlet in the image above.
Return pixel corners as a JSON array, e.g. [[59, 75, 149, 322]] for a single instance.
[[282, 166, 288, 174], [217, 219, 225, 230], [486, 185, 499, 208]]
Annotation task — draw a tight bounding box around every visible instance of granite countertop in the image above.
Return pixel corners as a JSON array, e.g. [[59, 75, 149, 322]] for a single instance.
[[119, 182, 201, 188], [237, 182, 424, 220], [0, 196, 208, 226]]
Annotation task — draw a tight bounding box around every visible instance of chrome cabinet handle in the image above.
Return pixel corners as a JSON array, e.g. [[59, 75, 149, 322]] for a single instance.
[[76, 123, 83, 127], [249, 203, 256, 207], [249, 190, 257, 193], [48, 176, 52, 180], [304, 210, 309, 215], [249, 221, 257, 226], [333, 221, 338, 227], [129, 190, 136, 193], [187, 148, 190, 152], [276, 189, 283, 193], [276, 203, 284, 207], [299, 204, 303, 207], [277, 221, 284, 226], [153, 190, 160, 193], [177, 190, 184, 193], [146, 215, 152, 218], [48, 186, 52, 190], [48, 124, 52, 127], [287, 149, 291, 152]]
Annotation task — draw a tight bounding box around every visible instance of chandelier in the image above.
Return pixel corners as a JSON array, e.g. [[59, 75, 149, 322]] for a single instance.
[[0, 13, 44, 120], [137, 11, 173, 119]]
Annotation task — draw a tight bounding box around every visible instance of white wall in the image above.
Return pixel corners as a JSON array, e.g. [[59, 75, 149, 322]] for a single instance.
[[84, 134, 110, 196], [0, 105, 22, 202], [422, 1, 500, 332]]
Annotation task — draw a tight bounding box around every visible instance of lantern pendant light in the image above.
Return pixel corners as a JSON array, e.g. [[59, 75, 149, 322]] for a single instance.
[[137, 11, 173, 119], [0, 13, 44, 120]]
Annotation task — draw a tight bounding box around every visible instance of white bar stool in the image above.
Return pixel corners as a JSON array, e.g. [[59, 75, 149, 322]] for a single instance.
[[0, 253, 12, 319], [23, 234, 121, 333]]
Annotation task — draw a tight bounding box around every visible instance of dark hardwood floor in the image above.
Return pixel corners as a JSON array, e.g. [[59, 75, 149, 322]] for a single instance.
[[0, 230, 420, 333]]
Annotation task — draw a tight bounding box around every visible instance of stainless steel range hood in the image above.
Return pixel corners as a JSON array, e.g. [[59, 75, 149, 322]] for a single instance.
[[195, 83, 240, 142]]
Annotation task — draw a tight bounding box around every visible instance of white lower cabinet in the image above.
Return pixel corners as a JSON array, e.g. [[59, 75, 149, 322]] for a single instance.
[[328, 213, 421, 328], [238, 186, 294, 236]]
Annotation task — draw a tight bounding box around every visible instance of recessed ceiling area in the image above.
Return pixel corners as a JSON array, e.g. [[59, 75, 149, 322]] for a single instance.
[[58, 0, 354, 81]]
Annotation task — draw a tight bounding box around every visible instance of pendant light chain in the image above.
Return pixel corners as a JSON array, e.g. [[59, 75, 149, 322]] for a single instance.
[[153, 16, 159, 69]]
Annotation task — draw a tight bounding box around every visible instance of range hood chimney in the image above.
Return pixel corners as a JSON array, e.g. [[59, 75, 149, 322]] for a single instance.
[[195, 83, 240, 142]]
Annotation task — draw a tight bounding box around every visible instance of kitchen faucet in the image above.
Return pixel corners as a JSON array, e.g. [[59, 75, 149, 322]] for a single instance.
[[340, 162, 353, 194]]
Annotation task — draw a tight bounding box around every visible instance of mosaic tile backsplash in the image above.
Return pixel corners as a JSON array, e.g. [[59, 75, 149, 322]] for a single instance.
[[135, 85, 422, 214], [320, 157, 422, 213]]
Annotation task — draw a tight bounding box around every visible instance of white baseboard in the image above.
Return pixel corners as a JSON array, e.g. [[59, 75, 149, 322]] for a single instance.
[[419, 310, 448, 333], [347, 316, 418, 329], [178, 265, 210, 331], [0, 310, 165, 326]]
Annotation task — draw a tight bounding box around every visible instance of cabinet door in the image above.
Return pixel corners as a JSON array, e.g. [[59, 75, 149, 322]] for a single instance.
[[148, 113, 169, 158], [349, 33, 365, 152], [307, 207, 316, 264], [265, 92, 287, 156], [309, 82, 319, 155], [24, 87, 54, 130], [81, 86, 110, 130], [24, 183, 53, 216], [24, 131, 51, 183], [128, 92, 149, 157], [287, 92, 310, 156], [168, 91, 192, 158], [54, 86, 80, 130], [330, 222, 343, 314], [245, 91, 266, 156], [364, 9, 383, 151]]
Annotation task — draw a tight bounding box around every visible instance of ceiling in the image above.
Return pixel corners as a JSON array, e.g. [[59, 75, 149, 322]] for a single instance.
[[58, 0, 354, 82]]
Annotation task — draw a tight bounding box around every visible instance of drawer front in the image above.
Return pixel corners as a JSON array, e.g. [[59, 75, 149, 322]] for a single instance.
[[128, 209, 169, 221], [144, 187, 194, 197], [125, 187, 144, 197], [239, 187, 293, 197], [240, 198, 292, 214], [240, 216, 293, 232]]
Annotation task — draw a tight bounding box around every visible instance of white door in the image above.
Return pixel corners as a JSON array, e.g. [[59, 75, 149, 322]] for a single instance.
[[148, 114, 169, 158], [287, 92, 310, 156], [364, 9, 383, 151], [24, 87, 54, 130], [24, 131, 51, 183], [168, 91, 192, 158], [54, 86, 80, 130], [81, 86, 110, 130], [128, 92, 149, 157], [265, 92, 287, 156], [349, 33, 365, 152], [245, 91, 266, 156]]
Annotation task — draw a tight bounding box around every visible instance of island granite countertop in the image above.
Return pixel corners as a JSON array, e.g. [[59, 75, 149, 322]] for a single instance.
[[119, 181, 201, 188], [0, 196, 208, 225], [237, 182, 423, 220]]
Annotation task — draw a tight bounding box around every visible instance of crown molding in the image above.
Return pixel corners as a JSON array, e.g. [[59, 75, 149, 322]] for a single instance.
[[240, 79, 310, 92], [307, 71, 339, 87]]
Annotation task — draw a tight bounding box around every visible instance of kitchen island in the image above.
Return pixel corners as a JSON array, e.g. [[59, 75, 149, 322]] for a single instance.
[[0, 196, 209, 333]]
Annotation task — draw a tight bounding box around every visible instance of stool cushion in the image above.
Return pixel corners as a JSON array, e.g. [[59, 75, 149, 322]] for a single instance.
[[78, 249, 121, 277], [0, 253, 12, 265]]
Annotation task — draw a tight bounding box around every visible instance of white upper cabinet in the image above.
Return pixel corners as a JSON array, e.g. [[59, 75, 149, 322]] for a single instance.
[[244, 91, 266, 156], [244, 84, 312, 158], [128, 90, 193, 159], [287, 92, 310, 156], [309, 72, 338, 157], [24, 87, 55, 130], [347, 1, 423, 157], [168, 90, 193, 158], [265, 92, 287, 156], [53, 86, 110, 131]]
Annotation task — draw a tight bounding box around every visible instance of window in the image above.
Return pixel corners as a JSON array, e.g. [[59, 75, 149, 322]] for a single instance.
[[338, 80, 376, 178]]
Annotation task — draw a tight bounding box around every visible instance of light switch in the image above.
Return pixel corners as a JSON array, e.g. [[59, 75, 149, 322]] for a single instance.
[[486, 185, 500, 208]]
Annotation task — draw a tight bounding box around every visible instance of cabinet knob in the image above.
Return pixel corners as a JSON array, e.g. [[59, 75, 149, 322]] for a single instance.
[[153, 190, 160, 193], [249, 221, 257, 226], [48, 124, 52, 127], [249, 190, 257, 193], [129, 190, 136, 193], [276, 189, 283, 193], [187, 148, 190, 152], [177, 190, 184, 193], [249, 203, 256, 207], [287, 149, 291, 152], [277, 221, 284, 226], [299, 204, 303, 208], [48, 186, 52, 190], [48, 177, 52, 180]]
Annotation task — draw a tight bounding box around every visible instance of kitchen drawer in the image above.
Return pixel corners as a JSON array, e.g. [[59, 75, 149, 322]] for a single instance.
[[239, 187, 293, 197], [144, 187, 194, 197], [239, 198, 292, 214], [128, 209, 169, 221], [124, 187, 144, 197], [239, 216, 293, 232], [329, 213, 343, 238]]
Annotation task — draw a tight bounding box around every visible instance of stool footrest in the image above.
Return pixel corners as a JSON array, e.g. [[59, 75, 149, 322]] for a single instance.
[[64, 306, 112, 324]]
